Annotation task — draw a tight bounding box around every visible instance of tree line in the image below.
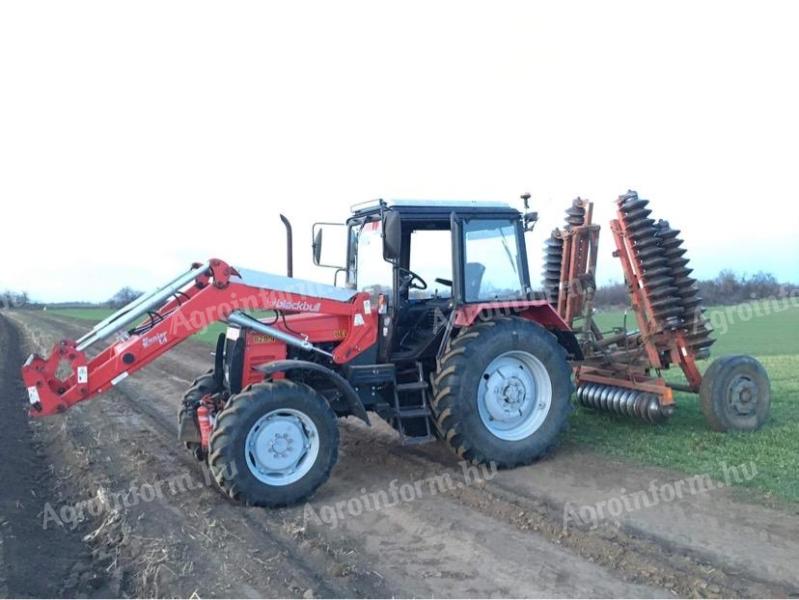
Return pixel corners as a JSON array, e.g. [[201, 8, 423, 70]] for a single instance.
[[0, 287, 143, 310], [3, 273, 796, 311], [593, 270, 797, 309]]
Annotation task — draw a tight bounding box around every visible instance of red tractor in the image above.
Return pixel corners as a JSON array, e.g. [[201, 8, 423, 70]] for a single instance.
[[22, 195, 770, 507], [23, 199, 577, 506]]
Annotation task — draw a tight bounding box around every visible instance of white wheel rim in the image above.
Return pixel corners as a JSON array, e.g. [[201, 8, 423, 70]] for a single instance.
[[477, 350, 553, 441], [244, 408, 320, 486]]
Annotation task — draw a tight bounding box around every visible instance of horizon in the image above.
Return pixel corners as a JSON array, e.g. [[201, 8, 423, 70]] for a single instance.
[[5, 257, 796, 306], [4, 241, 798, 305]]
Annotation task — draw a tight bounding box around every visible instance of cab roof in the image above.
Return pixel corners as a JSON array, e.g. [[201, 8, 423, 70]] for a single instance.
[[350, 198, 521, 219]]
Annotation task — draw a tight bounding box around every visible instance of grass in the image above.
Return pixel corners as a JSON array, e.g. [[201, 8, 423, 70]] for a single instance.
[[570, 301, 799, 502], [47, 301, 799, 502]]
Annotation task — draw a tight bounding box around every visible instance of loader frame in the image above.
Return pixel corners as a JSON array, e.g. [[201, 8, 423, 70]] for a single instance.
[[23, 259, 379, 416]]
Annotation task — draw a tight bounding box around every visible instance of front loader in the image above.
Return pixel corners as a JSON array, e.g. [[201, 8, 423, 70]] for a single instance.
[[21, 196, 770, 507]]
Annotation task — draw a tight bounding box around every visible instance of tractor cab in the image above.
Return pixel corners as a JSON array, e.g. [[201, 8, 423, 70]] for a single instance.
[[314, 200, 535, 363]]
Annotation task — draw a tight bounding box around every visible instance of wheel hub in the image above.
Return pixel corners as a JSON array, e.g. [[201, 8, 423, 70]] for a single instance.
[[502, 378, 526, 405], [485, 374, 529, 422], [729, 376, 757, 416], [477, 351, 553, 441], [267, 431, 296, 458], [245, 410, 319, 486]]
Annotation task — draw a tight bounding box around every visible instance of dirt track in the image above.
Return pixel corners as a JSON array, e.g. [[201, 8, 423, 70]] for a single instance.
[[1, 311, 798, 598]]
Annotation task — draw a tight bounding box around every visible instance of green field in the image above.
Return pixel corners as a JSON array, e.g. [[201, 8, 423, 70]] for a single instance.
[[46, 307, 118, 321], [48, 301, 799, 501], [573, 301, 799, 502]]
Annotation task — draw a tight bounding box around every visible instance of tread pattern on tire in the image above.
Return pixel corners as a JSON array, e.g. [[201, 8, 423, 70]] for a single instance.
[[207, 380, 339, 508], [431, 316, 574, 468], [183, 372, 218, 404]]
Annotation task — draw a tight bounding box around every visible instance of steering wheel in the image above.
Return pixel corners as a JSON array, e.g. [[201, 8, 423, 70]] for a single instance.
[[397, 267, 428, 291]]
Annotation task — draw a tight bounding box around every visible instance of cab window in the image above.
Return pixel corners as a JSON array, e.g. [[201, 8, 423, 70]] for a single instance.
[[408, 229, 452, 300], [462, 219, 525, 302]]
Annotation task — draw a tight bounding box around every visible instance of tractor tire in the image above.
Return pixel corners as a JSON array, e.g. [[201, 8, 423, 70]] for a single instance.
[[208, 380, 339, 507], [178, 371, 221, 444], [431, 317, 573, 467], [699, 355, 771, 432]]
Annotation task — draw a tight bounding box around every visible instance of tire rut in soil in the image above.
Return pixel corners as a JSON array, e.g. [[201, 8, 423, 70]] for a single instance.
[[0, 315, 111, 597], [338, 420, 789, 598]]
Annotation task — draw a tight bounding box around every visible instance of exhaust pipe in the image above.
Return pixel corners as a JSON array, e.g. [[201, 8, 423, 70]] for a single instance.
[[280, 214, 293, 278]]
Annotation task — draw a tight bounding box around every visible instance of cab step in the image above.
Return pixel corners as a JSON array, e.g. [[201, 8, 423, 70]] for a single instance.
[[395, 381, 429, 392], [392, 361, 436, 446]]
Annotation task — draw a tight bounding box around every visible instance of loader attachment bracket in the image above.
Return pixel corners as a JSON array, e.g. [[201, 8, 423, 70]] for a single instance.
[[23, 340, 90, 414]]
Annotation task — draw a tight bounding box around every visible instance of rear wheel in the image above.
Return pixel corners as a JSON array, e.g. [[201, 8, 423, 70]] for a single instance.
[[700, 355, 770, 432], [432, 317, 573, 467], [208, 380, 338, 507]]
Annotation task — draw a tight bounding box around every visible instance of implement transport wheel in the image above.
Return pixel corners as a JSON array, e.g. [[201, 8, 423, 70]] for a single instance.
[[208, 380, 338, 507], [700, 355, 771, 432], [432, 317, 573, 467]]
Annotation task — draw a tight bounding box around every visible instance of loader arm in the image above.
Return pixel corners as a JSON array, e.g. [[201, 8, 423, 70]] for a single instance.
[[22, 259, 377, 417]]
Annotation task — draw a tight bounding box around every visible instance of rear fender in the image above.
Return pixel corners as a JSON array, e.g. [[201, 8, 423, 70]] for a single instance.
[[453, 300, 582, 359], [453, 300, 569, 329]]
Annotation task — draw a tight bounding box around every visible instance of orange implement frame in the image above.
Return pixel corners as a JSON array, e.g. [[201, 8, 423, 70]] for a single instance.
[[571, 198, 706, 413], [609, 217, 664, 368], [557, 200, 601, 327], [605, 205, 703, 394]]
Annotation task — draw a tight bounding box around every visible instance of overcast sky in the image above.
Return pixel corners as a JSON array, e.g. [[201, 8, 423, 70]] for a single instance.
[[1, 1, 797, 302]]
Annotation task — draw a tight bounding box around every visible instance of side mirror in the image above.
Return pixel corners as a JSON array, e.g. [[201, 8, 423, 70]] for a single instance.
[[383, 211, 402, 262], [312, 228, 323, 265], [312, 222, 347, 269]]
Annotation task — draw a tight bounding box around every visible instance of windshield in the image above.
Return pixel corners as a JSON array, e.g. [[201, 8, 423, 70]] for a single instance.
[[348, 219, 393, 297], [462, 219, 526, 302]]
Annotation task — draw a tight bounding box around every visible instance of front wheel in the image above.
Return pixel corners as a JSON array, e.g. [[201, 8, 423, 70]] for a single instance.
[[432, 317, 573, 467], [208, 381, 339, 507]]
